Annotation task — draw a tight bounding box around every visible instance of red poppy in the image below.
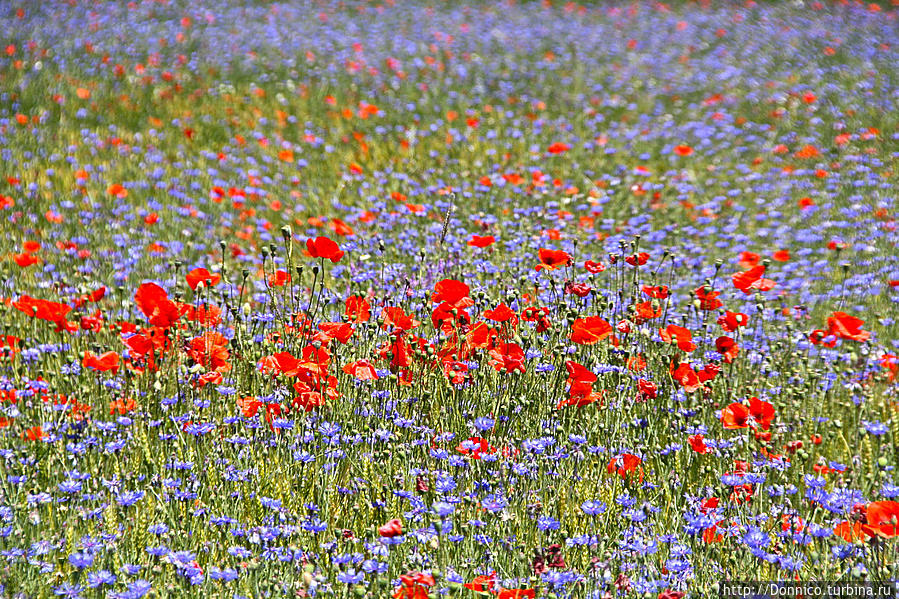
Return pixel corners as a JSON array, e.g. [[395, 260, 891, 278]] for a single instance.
[[393, 572, 435, 599], [748, 397, 775, 430], [547, 142, 570, 154], [13, 253, 38, 267], [187, 332, 231, 373], [688, 434, 711, 454], [834, 521, 871, 543], [456, 437, 496, 460], [498, 590, 536, 599], [694, 286, 723, 311], [570, 316, 612, 345], [345, 295, 371, 323], [488, 342, 526, 374], [721, 402, 751, 429], [772, 250, 790, 262], [641, 285, 669, 299], [732, 265, 775, 294], [306, 236, 344, 263], [584, 260, 606, 273], [563, 280, 591, 298], [826, 311, 870, 342], [185, 267, 221, 290], [381, 307, 420, 331], [673, 144, 693, 156], [715, 336, 739, 363], [717, 311, 748, 332], [738, 251, 760, 269], [23, 426, 45, 442], [316, 322, 353, 344], [431, 279, 472, 307], [464, 573, 497, 593], [864, 501, 899, 538], [659, 324, 696, 353], [342, 360, 379, 381], [624, 252, 650, 267], [607, 453, 644, 482], [633, 301, 662, 323], [535, 248, 571, 271], [13, 296, 72, 326], [268, 270, 291, 287], [468, 235, 495, 248], [82, 351, 121, 374], [378, 519, 403, 538], [134, 283, 181, 328], [637, 379, 657, 400], [670, 362, 704, 393], [484, 303, 518, 324]]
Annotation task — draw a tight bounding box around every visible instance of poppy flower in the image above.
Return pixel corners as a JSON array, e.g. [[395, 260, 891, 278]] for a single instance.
[[305, 236, 344, 263], [641, 285, 669, 299], [637, 379, 657, 400], [393, 571, 435, 599], [732, 265, 775, 294], [570, 316, 612, 345], [535, 248, 571, 271], [187, 332, 231, 373], [715, 336, 739, 363], [721, 402, 751, 429], [633, 301, 662, 323], [670, 362, 704, 393], [673, 144, 694, 156], [748, 397, 775, 430], [625, 252, 650, 266], [185, 267, 221, 290], [693, 286, 723, 311], [862, 501, 899, 538], [607, 453, 643, 482], [464, 573, 497, 593], [834, 521, 871, 543], [468, 235, 495, 248], [13, 251, 38, 267], [547, 142, 570, 154], [431, 279, 471, 307], [738, 251, 761, 269], [772, 250, 790, 262], [377, 518, 403, 538], [82, 351, 120, 374], [456, 437, 496, 460], [381, 306, 420, 331], [826, 312, 870, 342], [488, 342, 526, 374], [484, 303, 517, 324], [564, 281, 591, 298], [345, 295, 371, 323], [318, 322, 354, 344], [13, 295, 72, 324], [134, 283, 181, 328], [268, 270, 291, 287], [688, 434, 711, 454], [342, 360, 378, 381], [717, 311, 748, 332], [659, 324, 696, 353], [584, 260, 606, 273], [498, 591, 536, 599]]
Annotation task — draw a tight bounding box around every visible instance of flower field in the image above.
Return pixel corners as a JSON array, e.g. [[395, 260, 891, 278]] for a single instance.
[[1, 1, 899, 597]]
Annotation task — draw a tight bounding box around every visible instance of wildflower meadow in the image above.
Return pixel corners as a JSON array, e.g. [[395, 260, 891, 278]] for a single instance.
[[1, 1, 898, 598]]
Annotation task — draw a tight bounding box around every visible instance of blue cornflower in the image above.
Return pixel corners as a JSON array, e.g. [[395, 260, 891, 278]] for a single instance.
[[68, 552, 94, 569], [337, 569, 365, 584], [537, 516, 560, 531], [473, 416, 495, 431], [87, 570, 116, 588]]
